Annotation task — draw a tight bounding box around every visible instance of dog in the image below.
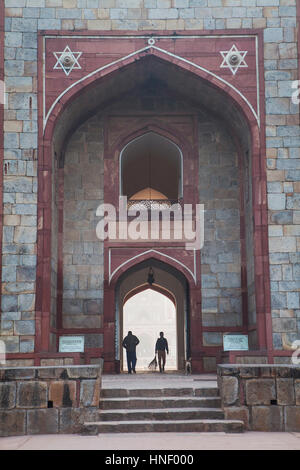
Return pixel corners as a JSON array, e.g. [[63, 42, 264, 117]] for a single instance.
[[185, 357, 192, 375]]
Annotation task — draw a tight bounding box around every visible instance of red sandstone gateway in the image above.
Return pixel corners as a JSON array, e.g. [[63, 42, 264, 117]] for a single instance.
[[1, 14, 299, 372], [32, 31, 272, 373]]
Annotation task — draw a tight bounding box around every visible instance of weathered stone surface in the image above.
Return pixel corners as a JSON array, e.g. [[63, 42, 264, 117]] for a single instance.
[[0, 382, 16, 409], [245, 379, 276, 405], [4, 368, 35, 380], [59, 408, 99, 434], [80, 379, 100, 407], [251, 406, 283, 432], [0, 410, 26, 436], [284, 407, 300, 432], [276, 378, 295, 405], [67, 365, 99, 379], [27, 409, 59, 434], [17, 381, 47, 408], [49, 381, 76, 408], [221, 376, 239, 406], [224, 406, 249, 430]]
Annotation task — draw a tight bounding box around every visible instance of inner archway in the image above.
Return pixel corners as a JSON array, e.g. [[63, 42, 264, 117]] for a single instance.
[[120, 131, 183, 202], [122, 289, 177, 372], [116, 258, 190, 373]]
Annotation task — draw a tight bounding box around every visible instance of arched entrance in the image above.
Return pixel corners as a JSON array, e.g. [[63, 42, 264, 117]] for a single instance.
[[36, 39, 272, 372], [122, 289, 177, 371], [115, 258, 190, 373]]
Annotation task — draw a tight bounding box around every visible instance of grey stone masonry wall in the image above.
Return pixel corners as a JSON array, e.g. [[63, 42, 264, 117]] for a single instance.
[[1, 0, 300, 353], [199, 121, 242, 345], [218, 364, 300, 431], [0, 363, 102, 436], [62, 114, 104, 345]]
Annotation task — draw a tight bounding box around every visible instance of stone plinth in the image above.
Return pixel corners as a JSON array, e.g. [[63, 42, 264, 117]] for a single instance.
[[0, 363, 102, 437], [218, 364, 300, 432]]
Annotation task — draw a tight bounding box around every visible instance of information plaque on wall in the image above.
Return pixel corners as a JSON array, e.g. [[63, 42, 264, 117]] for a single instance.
[[59, 336, 85, 353], [223, 334, 249, 351]]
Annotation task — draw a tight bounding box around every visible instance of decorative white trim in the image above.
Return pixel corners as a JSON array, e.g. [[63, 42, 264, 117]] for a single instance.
[[109, 248, 197, 285], [152, 44, 259, 126], [43, 35, 260, 131]]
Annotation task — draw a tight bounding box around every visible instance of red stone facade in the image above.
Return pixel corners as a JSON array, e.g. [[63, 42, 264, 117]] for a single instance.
[[6, 30, 271, 373]]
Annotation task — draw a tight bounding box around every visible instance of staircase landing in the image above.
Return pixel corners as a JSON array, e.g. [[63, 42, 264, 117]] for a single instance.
[[102, 372, 218, 390]]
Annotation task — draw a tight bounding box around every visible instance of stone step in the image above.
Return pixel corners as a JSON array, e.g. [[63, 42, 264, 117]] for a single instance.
[[100, 387, 219, 398], [99, 396, 221, 410], [98, 407, 224, 421], [83, 419, 244, 434]]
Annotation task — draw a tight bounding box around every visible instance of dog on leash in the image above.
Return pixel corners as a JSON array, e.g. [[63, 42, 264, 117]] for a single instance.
[[185, 357, 192, 375]]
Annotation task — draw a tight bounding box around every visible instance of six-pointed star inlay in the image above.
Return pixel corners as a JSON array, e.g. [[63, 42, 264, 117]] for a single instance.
[[53, 45, 82, 76], [219, 44, 248, 76]]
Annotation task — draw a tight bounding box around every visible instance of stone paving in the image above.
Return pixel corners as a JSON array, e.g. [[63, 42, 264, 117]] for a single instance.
[[1, 431, 300, 450], [102, 372, 218, 389]]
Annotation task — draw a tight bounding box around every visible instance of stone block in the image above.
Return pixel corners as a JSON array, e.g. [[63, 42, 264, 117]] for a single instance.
[[27, 409, 59, 435], [245, 379, 276, 405], [18, 294, 35, 312], [20, 338, 35, 353], [220, 376, 239, 406], [14, 320, 35, 335], [2, 337, 19, 353], [276, 378, 295, 405], [224, 407, 249, 430], [239, 367, 260, 378], [251, 406, 283, 432], [83, 299, 102, 314], [0, 383, 16, 409], [269, 237, 296, 252], [0, 410, 26, 437], [217, 272, 240, 288], [284, 407, 300, 432], [59, 407, 99, 434], [49, 381, 77, 408], [17, 381, 47, 408], [268, 194, 286, 210], [80, 379, 100, 407], [14, 227, 37, 244], [272, 318, 296, 333], [67, 366, 99, 379], [16, 267, 36, 282]]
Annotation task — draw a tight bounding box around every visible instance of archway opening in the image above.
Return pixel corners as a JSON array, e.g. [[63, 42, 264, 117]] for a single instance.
[[121, 131, 183, 204], [122, 289, 177, 372], [43, 52, 269, 370], [116, 258, 189, 373]]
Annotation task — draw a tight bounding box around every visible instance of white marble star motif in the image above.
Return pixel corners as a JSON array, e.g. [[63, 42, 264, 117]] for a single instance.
[[53, 45, 82, 76], [220, 44, 248, 76]]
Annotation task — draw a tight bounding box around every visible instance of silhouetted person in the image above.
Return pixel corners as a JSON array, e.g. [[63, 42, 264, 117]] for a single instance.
[[122, 331, 140, 374], [155, 332, 169, 373]]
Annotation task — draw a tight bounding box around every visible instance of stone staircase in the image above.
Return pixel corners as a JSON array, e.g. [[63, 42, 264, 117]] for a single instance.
[[83, 383, 244, 434]]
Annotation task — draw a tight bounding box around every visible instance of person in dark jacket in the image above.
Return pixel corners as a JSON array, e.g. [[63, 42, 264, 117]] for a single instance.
[[155, 331, 169, 373], [122, 331, 140, 374]]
